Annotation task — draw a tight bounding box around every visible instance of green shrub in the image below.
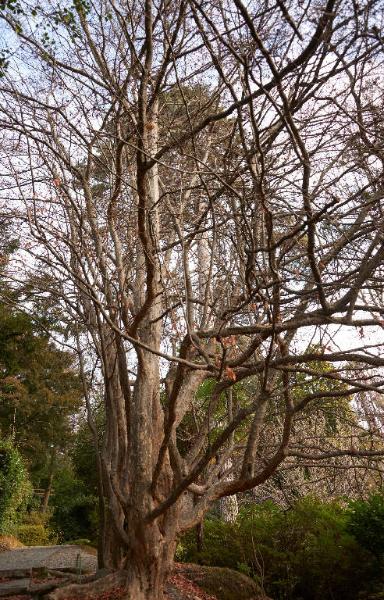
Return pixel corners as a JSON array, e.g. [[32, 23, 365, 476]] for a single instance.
[[22, 510, 48, 525], [179, 497, 377, 600], [348, 494, 384, 558], [178, 516, 244, 569], [17, 523, 57, 546], [16, 509, 58, 546], [259, 497, 373, 600], [0, 439, 31, 533], [50, 467, 98, 543]]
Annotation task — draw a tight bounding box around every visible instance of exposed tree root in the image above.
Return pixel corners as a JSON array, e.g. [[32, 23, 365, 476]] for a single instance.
[[0, 569, 121, 599], [0, 577, 67, 597], [44, 570, 128, 600]]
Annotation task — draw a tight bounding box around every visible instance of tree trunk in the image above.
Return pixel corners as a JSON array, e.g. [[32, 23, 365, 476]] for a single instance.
[[219, 457, 239, 523], [47, 534, 176, 600], [41, 451, 55, 513], [196, 520, 204, 553], [41, 471, 53, 513], [219, 494, 239, 523], [123, 539, 176, 600]]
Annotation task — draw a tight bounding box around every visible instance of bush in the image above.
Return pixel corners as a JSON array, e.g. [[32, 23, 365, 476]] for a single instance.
[[348, 494, 384, 558], [0, 439, 31, 533], [179, 497, 377, 600], [17, 523, 56, 546], [50, 467, 98, 543], [16, 510, 58, 546], [258, 497, 373, 600], [21, 509, 51, 526], [0, 534, 24, 552], [178, 516, 244, 569]]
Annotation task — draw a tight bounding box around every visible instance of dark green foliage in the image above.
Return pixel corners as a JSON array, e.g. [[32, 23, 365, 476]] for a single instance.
[[348, 494, 384, 558], [0, 301, 82, 478], [0, 218, 18, 273], [50, 466, 98, 543], [0, 0, 23, 14], [179, 497, 381, 600], [71, 407, 104, 496], [0, 439, 31, 533]]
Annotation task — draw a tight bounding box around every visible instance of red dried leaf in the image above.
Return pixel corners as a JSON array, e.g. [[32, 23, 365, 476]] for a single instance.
[[225, 366, 237, 381]]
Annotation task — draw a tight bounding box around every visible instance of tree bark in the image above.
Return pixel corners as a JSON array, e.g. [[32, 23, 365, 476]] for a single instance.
[[41, 471, 53, 514], [196, 520, 204, 553], [219, 493, 239, 524], [46, 534, 176, 600], [3, 1, 384, 598]]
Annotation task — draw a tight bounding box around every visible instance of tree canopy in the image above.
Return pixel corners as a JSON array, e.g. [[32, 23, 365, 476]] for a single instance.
[[1, 0, 384, 598]]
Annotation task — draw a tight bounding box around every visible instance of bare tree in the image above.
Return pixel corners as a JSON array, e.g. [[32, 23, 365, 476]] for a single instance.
[[1, 0, 384, 598]]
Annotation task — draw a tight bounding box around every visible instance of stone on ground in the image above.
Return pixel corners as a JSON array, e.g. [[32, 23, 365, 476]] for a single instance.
[[176, 563, 271, 600], [0, 545, 97, 574]]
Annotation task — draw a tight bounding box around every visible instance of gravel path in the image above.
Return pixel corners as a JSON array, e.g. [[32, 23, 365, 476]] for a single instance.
[[0, 545, 97, 574]]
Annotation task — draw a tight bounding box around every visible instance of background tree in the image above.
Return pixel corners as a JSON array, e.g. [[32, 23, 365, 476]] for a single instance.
[[0, 303, 82, 484], [0, 207, 82, 502], [0, 439, 31, 534], [251, 356, 384, 506]]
